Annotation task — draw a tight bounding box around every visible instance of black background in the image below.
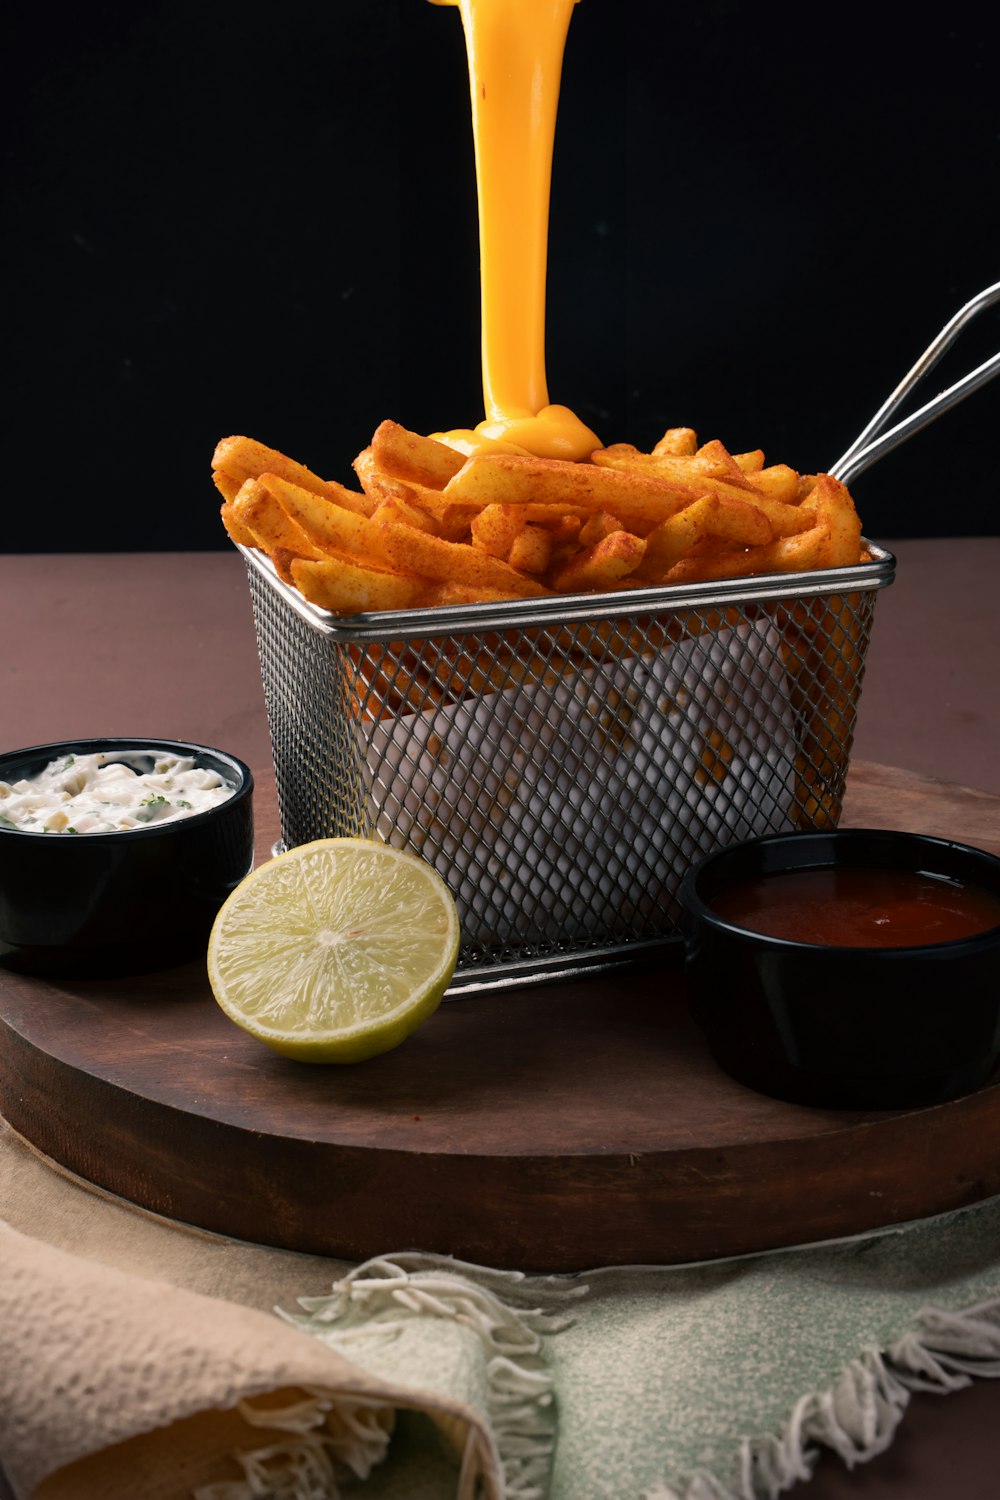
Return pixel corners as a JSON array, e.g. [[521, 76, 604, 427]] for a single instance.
[[4, 0, 999, 552]]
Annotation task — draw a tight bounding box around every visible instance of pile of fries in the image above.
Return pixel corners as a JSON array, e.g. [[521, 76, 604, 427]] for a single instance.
[[212, 421, 863, 614]]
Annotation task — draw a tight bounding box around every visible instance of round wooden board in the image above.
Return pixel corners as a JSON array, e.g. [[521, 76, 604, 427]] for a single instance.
[[2, 762, 1000, 1273]]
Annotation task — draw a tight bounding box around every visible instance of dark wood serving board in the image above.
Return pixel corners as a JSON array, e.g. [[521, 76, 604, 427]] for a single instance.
[[2, 761, 999, 1272]]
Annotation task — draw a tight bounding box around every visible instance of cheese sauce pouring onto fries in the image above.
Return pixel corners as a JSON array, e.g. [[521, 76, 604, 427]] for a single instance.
[[211, 0, 865, 611], [428, 0, 601, 461]]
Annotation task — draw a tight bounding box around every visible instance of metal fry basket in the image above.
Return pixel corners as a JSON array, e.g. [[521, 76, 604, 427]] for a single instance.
[[245, 545, 895, 991]]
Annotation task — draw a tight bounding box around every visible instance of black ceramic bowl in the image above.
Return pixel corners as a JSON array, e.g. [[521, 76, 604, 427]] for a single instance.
[[681, 829, 1000, 1110], [0, 738, 254, 977]]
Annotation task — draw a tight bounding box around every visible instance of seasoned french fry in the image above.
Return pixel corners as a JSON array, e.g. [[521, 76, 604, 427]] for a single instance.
[[639, 494, 772, 579], [578, 510, 624, 546], [689, 439, 750, 482], [663, 519, 836, 585], [750, 464, 799, 503], [600, 439, 755, 488], [213, 436, 374, 517], [746, 493, 818, 539], [290, 556, 424, 613], [470, 505, 523, 560], [403, 494, 484, 542], [549, 529, 646, 592], [590, 445, 760, 505], [508, 524, 553, 574], [261, 474, 372, 559], [232, 478, 327, 562], [447, 452, 701, 532], [219, 501, 257, 549], [371, 420, 466, 489], [373, 515, 551, 598], [213, 470, 243, 506], [652, 427, 698, 457], [214, 435, 325, 494], [269, 547, 306, 586], [352, 446, 415, 506], [661, 540, 766, 585], [810, 473, 862, 566], [703, 495, 773, 547], [354, 445, 472, 536], [263, 475, 546, 598], [416, 579, 517, 607], [733, 449, 765, 474], [370, 497, 438, 534]]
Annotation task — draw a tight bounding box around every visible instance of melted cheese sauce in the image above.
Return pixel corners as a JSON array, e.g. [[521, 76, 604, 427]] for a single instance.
[[429, 0, 601, 460], [0, 752, 234, 834]]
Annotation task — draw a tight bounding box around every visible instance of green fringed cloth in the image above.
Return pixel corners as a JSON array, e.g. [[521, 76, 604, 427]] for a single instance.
[[2, 1116, 1000, 1500]]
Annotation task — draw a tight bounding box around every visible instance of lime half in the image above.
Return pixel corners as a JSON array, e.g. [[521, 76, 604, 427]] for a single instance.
[[207, 838, 460, 1063]]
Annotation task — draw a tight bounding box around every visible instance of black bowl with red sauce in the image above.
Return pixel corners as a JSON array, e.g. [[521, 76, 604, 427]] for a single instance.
[[681, 830, 1000, 1110]]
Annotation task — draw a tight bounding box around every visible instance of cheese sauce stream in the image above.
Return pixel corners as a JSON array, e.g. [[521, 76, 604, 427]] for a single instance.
[[429, 0, 601, 460]]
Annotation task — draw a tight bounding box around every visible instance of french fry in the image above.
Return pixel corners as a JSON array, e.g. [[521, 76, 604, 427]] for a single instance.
[[403, 494, 485, 543], [652, 427, 698, 457], [373, 515, 551, 598], [219, 501, 257, 549], [352, 446, 415, 507], [268, 547, 307, 586], [810, 473, 863, 566], [663, 519, 836, 585], [746, 493, 818, 539], [260, 474, 373, 559], [470, 505, 523, 560], [290, 556, 424, 613], [639, 494, 773, 579], [469, 509, 560, 573], [371, 420, 466, 489], [213, 470, 244, 505], [549, 529, 646, 593], [598, 440, 757, 490], [370, 497, 438, 534], [214, 435, 325, 494], [354, 446, 474, 536], [590, 445, 761, 505], [508, 524, 553, 574], [688, 439, 751, 482], [263, 475, 547, 597], [750, 464, 799, 503], [213, 436, 374, 517], [447, 452, 702, 532], [733, 449, 765, 474], [578, 510, 624, 546], [232, 478, 327, 561], [416, 579, 518, 607], [661, 539, 766, 585]]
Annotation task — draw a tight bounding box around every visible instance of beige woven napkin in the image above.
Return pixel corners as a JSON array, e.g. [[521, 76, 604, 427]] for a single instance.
[[0, 1220, 501, 1500]]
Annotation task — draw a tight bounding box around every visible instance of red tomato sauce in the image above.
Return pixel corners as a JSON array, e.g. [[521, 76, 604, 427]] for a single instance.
[[710, 866, 1000, 948]]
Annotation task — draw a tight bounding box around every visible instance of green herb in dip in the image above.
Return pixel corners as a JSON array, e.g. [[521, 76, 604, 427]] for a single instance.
[[0, 752, 233, 834]]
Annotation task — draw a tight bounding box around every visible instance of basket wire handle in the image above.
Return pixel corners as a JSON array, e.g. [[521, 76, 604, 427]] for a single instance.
[[829, 281, 1000, 486]]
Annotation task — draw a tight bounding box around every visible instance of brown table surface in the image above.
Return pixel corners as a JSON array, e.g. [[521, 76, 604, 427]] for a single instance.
[[2, 539, 999, 1499]]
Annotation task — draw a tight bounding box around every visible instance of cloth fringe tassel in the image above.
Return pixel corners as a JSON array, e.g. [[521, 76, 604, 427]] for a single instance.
[[641, 1298, 1000, 1500], [192, 1388, 395, 1500], [224, 1252, 583, 1500]]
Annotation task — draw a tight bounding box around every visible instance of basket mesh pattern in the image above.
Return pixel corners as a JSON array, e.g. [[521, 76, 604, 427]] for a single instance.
[[248, 565, 882, 987]]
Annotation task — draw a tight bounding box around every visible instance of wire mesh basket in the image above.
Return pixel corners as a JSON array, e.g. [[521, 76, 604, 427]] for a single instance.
[[245, 544, 895, 991]]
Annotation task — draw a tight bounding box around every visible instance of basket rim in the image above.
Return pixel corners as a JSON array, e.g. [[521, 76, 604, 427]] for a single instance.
[[240, 540, 895, 642]]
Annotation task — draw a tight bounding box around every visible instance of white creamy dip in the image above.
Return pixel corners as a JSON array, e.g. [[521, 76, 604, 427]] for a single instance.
[[0, 751, 234, 834]]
